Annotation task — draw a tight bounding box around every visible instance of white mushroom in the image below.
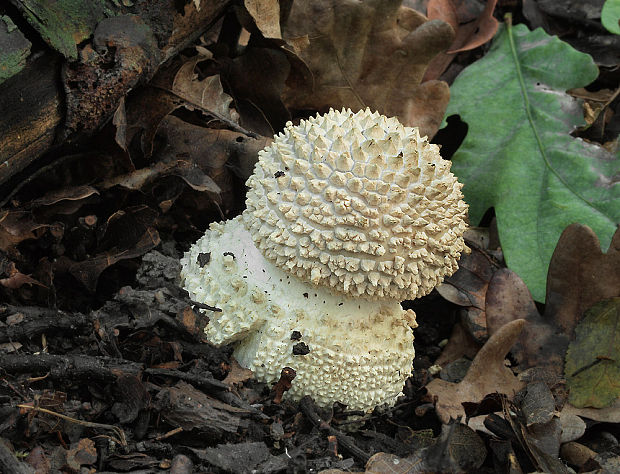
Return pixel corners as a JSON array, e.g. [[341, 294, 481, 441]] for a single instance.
[[181, 108, 468, 412]]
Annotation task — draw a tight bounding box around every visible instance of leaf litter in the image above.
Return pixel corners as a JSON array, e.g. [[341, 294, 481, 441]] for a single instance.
[[1, 0, 620, 472]]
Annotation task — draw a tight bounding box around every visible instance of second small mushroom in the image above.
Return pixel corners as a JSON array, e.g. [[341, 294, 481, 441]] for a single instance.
[[181, 108, 468, 412]]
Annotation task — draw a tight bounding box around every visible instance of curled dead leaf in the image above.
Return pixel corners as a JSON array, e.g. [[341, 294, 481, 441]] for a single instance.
[[424, 0, 499, 80], [447, 0, 498, 54], [0, 261, 46, 290], [55, 228, 161, 292], [172, 57, 240, 124]]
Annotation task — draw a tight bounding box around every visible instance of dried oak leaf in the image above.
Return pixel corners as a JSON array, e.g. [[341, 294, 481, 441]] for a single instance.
[[153, 115, 271, 213], [155, 115, 270, 182], [365, 422, 486, 473], [172, 56, 240, 124], [425, 0, 499, 80], [0, 261, 46, 290], [446, 0, 498, 53], [222, 46, 293, 136], [565, 298, 620, 408], [27, 185, 99, 209], [242, 0, 282, 39], [434, 321, 481, 367], [486, 224, 620, 377], [281, 0, 455, 138], [55, 228, 160, 292], [223, 358, 254, 387], [0, 211, 51, 257], [437, 239, 502, 343], [66, 438, 97, 468], [426, 319, 525, 423], [498, 391, 568, 473], [99, 157, 220, 196]]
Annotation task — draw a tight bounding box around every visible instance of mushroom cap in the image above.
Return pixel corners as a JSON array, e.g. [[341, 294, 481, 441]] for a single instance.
[[245, 108, 468, 300], [181, 216, 416, 411]]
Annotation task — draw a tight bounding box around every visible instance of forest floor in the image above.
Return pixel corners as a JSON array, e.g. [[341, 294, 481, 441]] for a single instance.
[[1, 0, 619, 472]]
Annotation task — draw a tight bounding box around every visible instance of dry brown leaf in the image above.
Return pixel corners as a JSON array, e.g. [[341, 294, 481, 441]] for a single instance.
[[437, 242, 502, 342], [155, 115, 270, 181], [0, 261, 46, 290], [99, 158, 220, 195], [486, 269, 567, 374], [243, 0, 281, 39], [172, 57, 239, 124], [486, 224, 620, 377], [447, 0, 498, 53], [0, 211, 51, 258], [0, 342, 22, 353], [366, 423, 486, 472], [55, 228, 160, 292], [545, 224, 620, 334], [434, 321, 481, 367], [28, 185, 99, 208], [424, 0, 498, 80], [153, 115, 271, 212], [449, 0, 487, 22], [123, 85, 183, 157], [223, 358, 254, 387], [281, 0, 454, 138], [561, 398, 620, 424], [223, 46, 292, 136], [67, 438, 97, 467], [426, 319, 525, 424], [113, 96, 128, 151], [427, 0, 458, 29]]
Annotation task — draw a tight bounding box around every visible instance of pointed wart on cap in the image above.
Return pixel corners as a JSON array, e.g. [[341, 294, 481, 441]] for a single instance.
[[245, 108, 469, 300]]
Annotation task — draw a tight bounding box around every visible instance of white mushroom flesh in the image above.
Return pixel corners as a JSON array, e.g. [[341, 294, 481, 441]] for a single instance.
[[181, 216, 417, 411]]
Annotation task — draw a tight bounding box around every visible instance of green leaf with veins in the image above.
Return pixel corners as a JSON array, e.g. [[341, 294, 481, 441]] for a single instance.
[[565, 298, 620, 408], [443, 20, 620, 302]]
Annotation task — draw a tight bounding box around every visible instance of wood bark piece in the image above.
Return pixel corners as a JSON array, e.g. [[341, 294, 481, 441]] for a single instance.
[[0, 440, 35, 474], [0, 53, 63, 188], [0, 15, 31, 83], [0, 0, 230, 192], [0, 353, 144, 381], [0, 304, 93, 343], [299, 395, 371, 464], [0, 352, 228, 392]]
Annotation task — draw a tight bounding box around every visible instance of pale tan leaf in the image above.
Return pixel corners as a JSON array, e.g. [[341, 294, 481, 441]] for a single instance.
[[172, 59, 239, 123], [426, 319, 526, 424]]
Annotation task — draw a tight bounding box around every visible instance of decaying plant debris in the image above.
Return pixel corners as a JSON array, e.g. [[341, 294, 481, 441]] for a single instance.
[[1, 0, 620, 472]]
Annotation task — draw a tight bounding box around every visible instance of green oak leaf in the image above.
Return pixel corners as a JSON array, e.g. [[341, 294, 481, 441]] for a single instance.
[[443, 21, 620, 302], [565, 298, 620, 408], [602, 0, 620, 35]]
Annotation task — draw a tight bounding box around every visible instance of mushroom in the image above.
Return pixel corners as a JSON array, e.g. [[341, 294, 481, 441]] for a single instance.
[[181, 108, 468, 412]]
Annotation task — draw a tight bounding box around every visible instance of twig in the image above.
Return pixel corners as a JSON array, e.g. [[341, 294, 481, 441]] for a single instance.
[[17, 405, 127, 447], [299, 396, 370, 464]]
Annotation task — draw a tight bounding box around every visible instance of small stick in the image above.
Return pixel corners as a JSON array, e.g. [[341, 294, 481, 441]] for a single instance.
[[18, 404, 127, 447]]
